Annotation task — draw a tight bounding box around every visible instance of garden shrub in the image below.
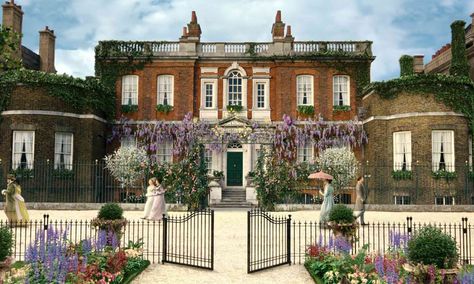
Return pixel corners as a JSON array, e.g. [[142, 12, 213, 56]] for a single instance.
[[407, 226, 458, 269], [328, 205, 355, 224], [98, 203, 124, 220], [0, 226, 13, 261]]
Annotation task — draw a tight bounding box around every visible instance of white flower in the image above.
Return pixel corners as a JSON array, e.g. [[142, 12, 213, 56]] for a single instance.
[[105, 146, 149, 187]]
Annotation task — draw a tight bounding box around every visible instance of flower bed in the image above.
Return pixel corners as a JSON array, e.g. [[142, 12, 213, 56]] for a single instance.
[[3, 227, 149, 284], [304, 231, 474, 284]]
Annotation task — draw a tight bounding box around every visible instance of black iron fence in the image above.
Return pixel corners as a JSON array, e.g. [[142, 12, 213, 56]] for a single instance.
[[248, 210, 473, 273], [1, 160, 474, 205], [247, 209, 291, 273], [0, 210, 215, 270]]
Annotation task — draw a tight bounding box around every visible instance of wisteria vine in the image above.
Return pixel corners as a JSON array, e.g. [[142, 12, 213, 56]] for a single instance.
[[109, 113, 367, 162]]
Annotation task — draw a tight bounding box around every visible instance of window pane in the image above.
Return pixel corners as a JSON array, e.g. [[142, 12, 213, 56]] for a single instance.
[[333, 76, 349, 106], [158, 75, 174, 106], [297, 75, 312, 106], [12, 131, 35, 169], [122, 75, 138, 105]]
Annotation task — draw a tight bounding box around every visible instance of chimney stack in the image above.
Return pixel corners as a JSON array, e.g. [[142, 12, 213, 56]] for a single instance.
[[39, 26, 56, 73], [184, 11, 201, 42], [2, 0, 23, 58], [413, 55, 424, 74], [271, 10, 285, 41], [285, 25, 294, 42]]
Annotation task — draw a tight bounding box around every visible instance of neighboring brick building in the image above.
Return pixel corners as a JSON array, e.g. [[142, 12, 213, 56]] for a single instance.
[[97, 11, 373, 202], [0, 1, 108, 202]]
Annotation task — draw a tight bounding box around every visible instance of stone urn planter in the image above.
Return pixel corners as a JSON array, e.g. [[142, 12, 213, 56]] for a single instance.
[[402, 263, 460, 283], [246, 176, 255, 186], [327, 221, 358, 243]]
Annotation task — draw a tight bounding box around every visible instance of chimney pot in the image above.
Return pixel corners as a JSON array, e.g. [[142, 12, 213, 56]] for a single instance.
[[191, 11, 197, 23], [286, 25, 292, 36], [276, 10, 281, 22]]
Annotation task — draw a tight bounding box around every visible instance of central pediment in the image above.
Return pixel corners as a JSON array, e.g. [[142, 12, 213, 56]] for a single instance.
[[218, 115, 252, 128]]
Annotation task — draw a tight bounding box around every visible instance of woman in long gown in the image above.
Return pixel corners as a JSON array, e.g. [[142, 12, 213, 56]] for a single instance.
[[148, 178, 167, 221], [319, 178, 334, 223], [2, 174, 29, 224], [142, 178, 158, 219]]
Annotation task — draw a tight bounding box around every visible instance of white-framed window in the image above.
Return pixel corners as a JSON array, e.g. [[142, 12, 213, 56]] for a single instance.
[[204, 83, 213, 108], [435, 196, 455, 205], [204, 149, 213, 174], [297, 142, 313, 163], [157, 75, 174, 106], [432, 130, 455, 172], [121, 75, 138, 105], [256, 83, 265, 109], [227, 71, 242, 106], [54, 132, 73, 170], [393, 131, 412, 171], [296, 75, 313, 106], [120, 136, 137, 148], [333, 75, 350, 106], [394, 195, 411, 205], [12, 131, 35, 169], [156, 140, 173, 163]]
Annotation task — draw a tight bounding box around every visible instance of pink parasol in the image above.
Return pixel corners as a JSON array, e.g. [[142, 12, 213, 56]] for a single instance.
[[308, 171, 333, 180]]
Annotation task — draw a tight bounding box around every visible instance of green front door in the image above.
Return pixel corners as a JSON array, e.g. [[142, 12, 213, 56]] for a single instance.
[[226, 152, 243, 186]]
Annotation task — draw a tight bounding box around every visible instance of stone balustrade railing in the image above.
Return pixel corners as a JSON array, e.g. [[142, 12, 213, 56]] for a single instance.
[[96, 40, 372, 58]]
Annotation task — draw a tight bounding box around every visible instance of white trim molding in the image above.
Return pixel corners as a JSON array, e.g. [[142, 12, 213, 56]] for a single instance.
[[1, 110, 107, 123], [201, 67, 218, 74], [363, 112, 465, 124]]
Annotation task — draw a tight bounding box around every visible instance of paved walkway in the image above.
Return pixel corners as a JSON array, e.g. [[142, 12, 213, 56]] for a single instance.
[[24, 209, 474, 284]]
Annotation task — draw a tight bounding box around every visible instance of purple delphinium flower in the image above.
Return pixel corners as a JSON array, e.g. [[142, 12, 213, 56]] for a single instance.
[[375, 255, 385, 278], [81, 239, 92, 256], [389, 231, 410, 253], [333, 236, 352, 253], [96, 229, 107, 251]]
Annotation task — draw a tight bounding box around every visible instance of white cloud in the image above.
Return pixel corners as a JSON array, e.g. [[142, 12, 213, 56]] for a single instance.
[[55, 48, 95, 78]]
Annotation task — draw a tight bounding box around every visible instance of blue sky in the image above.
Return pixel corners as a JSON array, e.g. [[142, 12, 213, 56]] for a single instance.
[[4, 0, 474, 81]]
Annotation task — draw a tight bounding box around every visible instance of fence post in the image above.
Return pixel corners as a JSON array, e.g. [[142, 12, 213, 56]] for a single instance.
[[210, 209, 214, 270], [406, 216, 412, 235], [464, 161, 469, 204], [287, 214, 291, 265], [415, 161, 419, 203], [0, 159, 3, 191], [43, 214, 49, 231], [247, 210, 251, 274], [162, 213, 167, 264], [462, 217, 468, 264]]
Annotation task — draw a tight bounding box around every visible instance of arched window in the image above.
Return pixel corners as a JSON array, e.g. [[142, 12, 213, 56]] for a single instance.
[[333, 75, 350, 106], [121, 75, 138, 105], [296, 75, 313, 106], [157, 75, 174, 106], [227, 71, 242, 106]]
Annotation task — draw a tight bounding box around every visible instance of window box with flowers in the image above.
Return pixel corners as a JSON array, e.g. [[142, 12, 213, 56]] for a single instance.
[[10, 167, 34, 179], [333, 105, 351, 112], [297, 105, 315, 116], [226, 104, 243, 113], [121, 104, 138, 113], [156, 104, 173, 114], [432, 170, 457, 181], [391, 170, 412, 180], [53, 168, 74, 180]]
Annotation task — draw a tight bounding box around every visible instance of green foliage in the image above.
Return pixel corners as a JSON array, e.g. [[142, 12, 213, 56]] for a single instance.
[[391, 170, 412, 180], [407, 226, 458, 269], [10, 167, 34, 179], [431, 170, 457, 181], [332, 105, 351, 112], [53, 168, 74, 180], [121, 104, 138, 113], [0, 69, 114, 120], [468, 171, 474, 180], [226, 104, 243, 113], [254, 148, 314, 210], [212, 170, 224, 180], [328, 205, 355, 224], [368, 74, 474, 135], [0, 25, 21, 71], [297, 105, 315, 116], [399, 55, 414, 77], [449, 20, 470, 77], [0, 226, 13, 261], [155, 104, 173, 114], [98, 203, 124, 220]]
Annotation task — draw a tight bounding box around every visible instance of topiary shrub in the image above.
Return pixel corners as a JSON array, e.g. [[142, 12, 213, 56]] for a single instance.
[[328, 204, 355, 224], [407, 226, 458, 269], [97, 203, 124, 220], [399, 55, 414, 76], [0, 226, 13, 262]]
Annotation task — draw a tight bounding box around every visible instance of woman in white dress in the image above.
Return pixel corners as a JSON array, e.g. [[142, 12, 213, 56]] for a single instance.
[[142, 178, 158, 219], [319, 178, 334, 224], [148, 178, 167, 221]]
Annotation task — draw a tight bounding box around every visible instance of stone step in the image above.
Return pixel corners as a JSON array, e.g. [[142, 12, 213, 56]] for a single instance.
[[211, 202, 254, 208]]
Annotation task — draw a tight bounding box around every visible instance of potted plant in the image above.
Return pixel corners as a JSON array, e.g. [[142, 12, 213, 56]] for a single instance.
[[0, 226, 14, 271], [403, 226, 459, 282], [246, 171, 256, 186], [91, 203, 127, 245], [212, 170, 224, 186], [327, 205, 358, 242]]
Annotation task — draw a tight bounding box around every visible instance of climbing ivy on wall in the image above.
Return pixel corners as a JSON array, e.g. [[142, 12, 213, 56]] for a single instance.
[[0, 69, 114, 119], [367, 73, 474, 132], [399, 55, 414, 76], [0, 25, 21, 71], [449, 20, 470, 77]]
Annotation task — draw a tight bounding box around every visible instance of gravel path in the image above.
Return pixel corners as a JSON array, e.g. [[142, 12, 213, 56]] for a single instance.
[[21, 209, 474, 284]]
